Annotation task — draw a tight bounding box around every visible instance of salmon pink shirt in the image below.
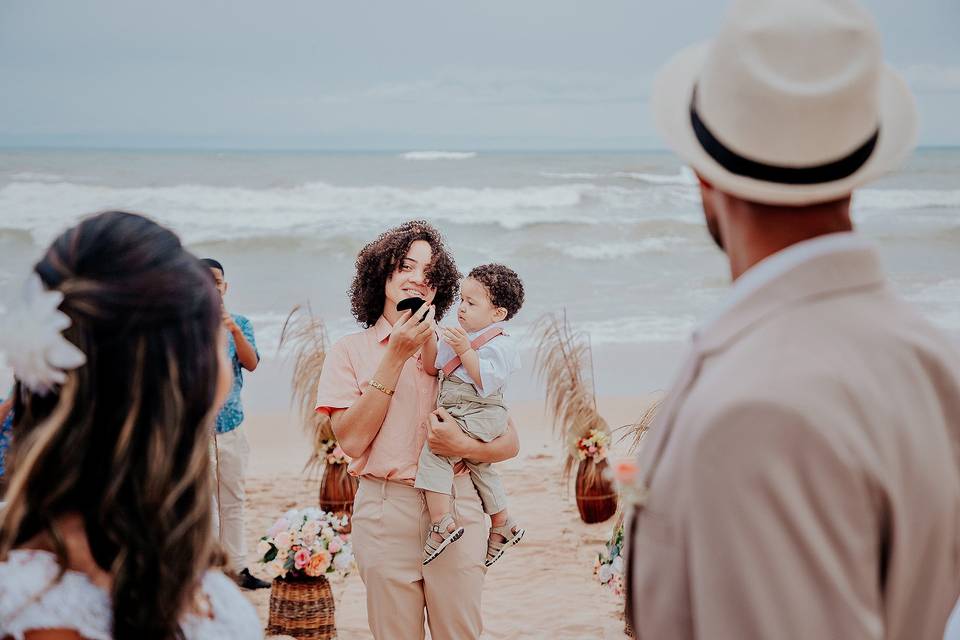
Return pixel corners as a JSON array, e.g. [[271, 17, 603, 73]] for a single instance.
[[315, 316, 441, 483]]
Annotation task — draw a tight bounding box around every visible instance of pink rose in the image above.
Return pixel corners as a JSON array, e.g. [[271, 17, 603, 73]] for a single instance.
[[294, 548, 311, 570], [328, 540, 342, 554]]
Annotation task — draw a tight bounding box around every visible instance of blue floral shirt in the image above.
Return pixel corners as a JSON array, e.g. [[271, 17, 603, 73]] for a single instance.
[[215, 314, 258, 434], [0, 400, 12, 479]]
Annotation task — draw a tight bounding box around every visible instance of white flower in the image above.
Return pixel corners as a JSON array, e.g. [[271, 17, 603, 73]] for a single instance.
[[0, 274, 86, 395], [598, 564, 613, 584], [332, 550, 354, 572], [302, 520, 321, 540], [612, 555, 625, 574], [321, 527, 335, 541]]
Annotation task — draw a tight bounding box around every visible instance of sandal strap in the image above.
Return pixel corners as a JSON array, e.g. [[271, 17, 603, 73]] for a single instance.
[[430, 513, 455, 535]]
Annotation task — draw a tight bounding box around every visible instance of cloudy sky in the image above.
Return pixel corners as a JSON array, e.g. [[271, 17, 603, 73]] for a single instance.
[[1, 0, 957, 150]]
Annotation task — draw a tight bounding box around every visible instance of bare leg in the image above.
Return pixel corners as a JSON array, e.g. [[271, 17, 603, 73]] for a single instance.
[[425, 489, 458, 542], [489, 508, 510, 542]]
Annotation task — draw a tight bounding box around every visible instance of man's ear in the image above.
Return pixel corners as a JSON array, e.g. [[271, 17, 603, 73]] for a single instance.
[[493, 307, 508, 322], [223, 281, 229, 296]]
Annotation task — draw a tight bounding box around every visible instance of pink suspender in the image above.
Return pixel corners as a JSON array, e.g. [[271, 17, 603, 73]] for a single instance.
[[439, 327, 504, 377]]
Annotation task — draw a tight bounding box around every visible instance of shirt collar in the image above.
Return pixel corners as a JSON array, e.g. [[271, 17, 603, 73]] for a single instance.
[[466, 321, 508, 339], [694, 232, 884, 353], [700, 232, 870, 333], [373, 316, 393, 343]]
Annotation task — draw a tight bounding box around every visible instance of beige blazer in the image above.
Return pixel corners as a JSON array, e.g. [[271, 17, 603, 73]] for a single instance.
[[629, 246, 960, 639]]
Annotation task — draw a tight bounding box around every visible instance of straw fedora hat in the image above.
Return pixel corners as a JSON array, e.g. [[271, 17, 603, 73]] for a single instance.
[[652, 0, 917, 206]]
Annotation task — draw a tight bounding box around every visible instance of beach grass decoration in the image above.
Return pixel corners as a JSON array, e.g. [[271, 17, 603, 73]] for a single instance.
[[281, 305, 358, 531], [534, 312, 617, 524]]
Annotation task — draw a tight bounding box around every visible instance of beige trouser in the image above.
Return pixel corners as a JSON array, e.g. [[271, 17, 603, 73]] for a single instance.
[[353, 474, 486, 640], [211, 427, 250, 572], [414, 376, 509, 515]]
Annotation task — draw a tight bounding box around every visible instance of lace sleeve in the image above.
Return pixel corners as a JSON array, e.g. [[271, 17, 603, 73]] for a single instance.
[[0, 550, 112, 640], [186, 571, 263, 639]]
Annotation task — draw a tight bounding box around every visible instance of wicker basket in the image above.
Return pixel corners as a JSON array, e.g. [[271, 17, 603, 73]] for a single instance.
[[574, 457, 618, 524], [319, 463, 358, 533], [624, 618, 636, 638], [267, 574, 337, 640]]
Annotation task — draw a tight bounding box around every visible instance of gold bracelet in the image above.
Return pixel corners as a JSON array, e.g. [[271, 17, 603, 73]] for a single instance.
[[368, 379, 395, 396]]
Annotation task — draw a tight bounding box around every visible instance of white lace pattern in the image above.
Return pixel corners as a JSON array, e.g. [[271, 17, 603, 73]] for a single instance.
[[0, 549, 263, 639]]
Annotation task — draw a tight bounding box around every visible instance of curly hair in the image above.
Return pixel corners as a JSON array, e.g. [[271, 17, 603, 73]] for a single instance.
[[349, 220, 461, 327], [1, 211, 223, 640], [467, 264, 525, 321]]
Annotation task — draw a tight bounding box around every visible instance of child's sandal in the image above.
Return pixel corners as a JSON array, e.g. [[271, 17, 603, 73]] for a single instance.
[[485, 520, 525, 567], [423, 513, 465, 565]]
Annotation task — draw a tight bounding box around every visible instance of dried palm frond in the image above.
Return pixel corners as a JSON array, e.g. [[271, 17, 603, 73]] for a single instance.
[[533, 311, 609, 483], [279, 304, 333, 472], [614, 392, 666, 455]]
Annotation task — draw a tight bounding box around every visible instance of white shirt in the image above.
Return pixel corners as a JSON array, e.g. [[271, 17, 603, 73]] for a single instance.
[[434, 321, 520, 397], [0, 549, 262, 640], [699, 232, 872, 335]]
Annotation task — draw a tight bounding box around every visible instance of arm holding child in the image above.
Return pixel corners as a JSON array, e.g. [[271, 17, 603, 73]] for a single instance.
[[422, 325, 439, 377]]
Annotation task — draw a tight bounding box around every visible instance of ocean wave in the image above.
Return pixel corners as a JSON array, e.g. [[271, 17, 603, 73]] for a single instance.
[[7, 172, 68, 183], [613, 167, 697, 185], [401, 151, 477, 160], [0, 179, 701, 244], [539, 171, 602, 180], [853, 189, 960, 212], [547, 237, 697, 260]]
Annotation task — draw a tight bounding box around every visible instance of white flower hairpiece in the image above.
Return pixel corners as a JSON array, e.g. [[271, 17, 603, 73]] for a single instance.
[[0, 273, 87, 395]]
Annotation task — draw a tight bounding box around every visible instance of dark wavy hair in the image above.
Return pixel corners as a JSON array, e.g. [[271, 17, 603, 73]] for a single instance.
[[0, 211, 224, 640], [467, 264, 525, 320], [349, 220, 461, 327]]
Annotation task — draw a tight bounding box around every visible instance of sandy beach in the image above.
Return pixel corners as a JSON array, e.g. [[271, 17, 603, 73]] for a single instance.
[[237, 396, 654, 639]]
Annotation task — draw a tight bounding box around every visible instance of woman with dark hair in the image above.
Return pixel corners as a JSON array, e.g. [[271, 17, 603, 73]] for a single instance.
[[315, 220, 519, 640], [0, 211, 261, 639]]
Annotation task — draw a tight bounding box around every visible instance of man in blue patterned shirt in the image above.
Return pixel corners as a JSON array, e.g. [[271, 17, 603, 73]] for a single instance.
[[202, 258, 269, 590]]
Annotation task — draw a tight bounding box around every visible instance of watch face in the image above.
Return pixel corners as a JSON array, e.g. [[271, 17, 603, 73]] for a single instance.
[[397, 296, 426, 314]]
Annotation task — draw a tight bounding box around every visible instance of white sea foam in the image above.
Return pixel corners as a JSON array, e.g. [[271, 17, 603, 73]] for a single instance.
[[7, 172, 68, 183], [614, 166, 697, 185], [550, 237, 695, 260], [0, 180, 702, 244], [853, 189, 960, 211], [401, 151, 477, 160], [540, 171, 602, 180]]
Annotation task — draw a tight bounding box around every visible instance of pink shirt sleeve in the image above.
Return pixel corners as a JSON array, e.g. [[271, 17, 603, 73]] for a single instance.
[[315, 339, 362, 415]]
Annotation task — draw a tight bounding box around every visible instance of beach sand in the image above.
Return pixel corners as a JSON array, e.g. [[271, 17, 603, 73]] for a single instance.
[[237, 396, 654, 639]]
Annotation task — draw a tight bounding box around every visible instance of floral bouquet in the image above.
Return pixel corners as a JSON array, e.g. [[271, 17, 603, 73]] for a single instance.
[[575, 428, 610, 462], [594, 523, 626, 598], [319, 439, 350, 466], [254, 507, 356, 582]]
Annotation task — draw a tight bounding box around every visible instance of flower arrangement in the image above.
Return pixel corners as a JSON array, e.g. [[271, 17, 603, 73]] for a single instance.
[[254, 507, 356, 582], [594, 523, 626, 598], [575, 428, 609, 462], [319, 439, 350, 466]]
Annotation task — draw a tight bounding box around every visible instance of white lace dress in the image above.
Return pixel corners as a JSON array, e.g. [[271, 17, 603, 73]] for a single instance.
[[0, 549, 264, 639]]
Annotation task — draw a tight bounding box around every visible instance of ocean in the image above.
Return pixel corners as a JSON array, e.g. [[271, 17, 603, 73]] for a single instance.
[[1, 148, 958, 413]]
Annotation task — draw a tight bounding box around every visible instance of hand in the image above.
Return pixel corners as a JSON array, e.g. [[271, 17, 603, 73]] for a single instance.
[[388, 305, 436, 362], [441, 326, 471, 356], [427, 408, 473, 458], [221, 308, 239, 334]]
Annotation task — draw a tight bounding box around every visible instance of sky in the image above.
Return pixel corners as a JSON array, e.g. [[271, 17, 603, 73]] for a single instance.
[[1, 0, 958, 151]]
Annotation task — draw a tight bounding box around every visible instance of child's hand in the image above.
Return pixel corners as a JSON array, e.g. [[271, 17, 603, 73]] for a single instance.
[[442, 326, 471, 356]]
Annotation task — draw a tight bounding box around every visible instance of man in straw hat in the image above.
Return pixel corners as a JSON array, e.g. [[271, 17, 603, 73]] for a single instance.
[[627, 0, 960, 638]]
